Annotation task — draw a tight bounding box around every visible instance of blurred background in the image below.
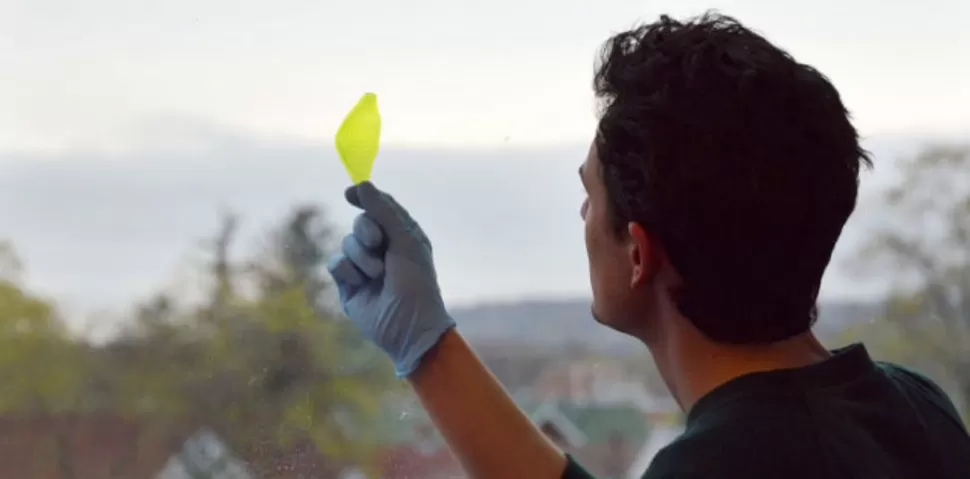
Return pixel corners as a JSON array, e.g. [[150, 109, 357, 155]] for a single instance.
[[1, 0, 968, 477]]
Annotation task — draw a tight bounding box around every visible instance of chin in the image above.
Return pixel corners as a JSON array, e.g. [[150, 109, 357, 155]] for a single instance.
[[590, 304, 608, 326], [591, 303, 627, 333]]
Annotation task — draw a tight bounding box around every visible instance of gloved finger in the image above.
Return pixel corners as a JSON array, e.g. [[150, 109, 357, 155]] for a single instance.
[[326, 253, 367, 288], [345, 184, 362, 208], [353, 214, 385, 250], [347, 182, 409, 233], [342, 234, 385, 279]]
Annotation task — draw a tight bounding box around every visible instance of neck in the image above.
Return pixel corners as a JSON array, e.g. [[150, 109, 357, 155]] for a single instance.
[[647, 319, 831, 413]]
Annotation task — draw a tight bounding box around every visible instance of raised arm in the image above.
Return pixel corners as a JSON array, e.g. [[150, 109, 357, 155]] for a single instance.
[[410, 328, 569, 478], [327, 182, 595, 479]]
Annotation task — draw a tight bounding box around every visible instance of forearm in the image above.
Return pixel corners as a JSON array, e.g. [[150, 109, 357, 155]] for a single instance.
[[408, 328, 569, 479]]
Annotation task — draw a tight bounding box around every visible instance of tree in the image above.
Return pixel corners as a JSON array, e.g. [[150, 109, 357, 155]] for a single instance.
[[238, 204, 396, 471], [101, 205, 397, 476], [852, 144, 970, 423], [2, 202, 399, 475], [0, 242, 103, 477], [0, 242, 84, 412]]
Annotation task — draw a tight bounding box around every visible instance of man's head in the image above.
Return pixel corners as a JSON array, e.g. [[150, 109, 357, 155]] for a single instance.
[[581, 13, 871, 345]]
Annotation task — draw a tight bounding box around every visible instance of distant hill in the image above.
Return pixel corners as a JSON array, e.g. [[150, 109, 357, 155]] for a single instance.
[[451, 298, 882, 354]]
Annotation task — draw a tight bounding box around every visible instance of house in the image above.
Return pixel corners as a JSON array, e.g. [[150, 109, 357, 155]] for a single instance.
[[353, 353, 687, 479], [154, 422, 359, 478], [527, 397, 684, 478], [530, 358, 679, 419], [378, 442, 465, 479], [239, 437, 350, 478], [0, 414, 188, 478], [0, 415, 356, 479], [525, 397, 652, 479], [523, 358, 684, 478], [366, 390, 678, 479], [155, 427, 253, 479], [363, 398, 465, 478]]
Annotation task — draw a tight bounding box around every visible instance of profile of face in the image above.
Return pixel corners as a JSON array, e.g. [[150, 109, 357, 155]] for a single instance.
[[579, 143, 661, 339]]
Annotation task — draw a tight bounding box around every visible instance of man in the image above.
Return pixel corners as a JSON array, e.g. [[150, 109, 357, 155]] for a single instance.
[[327, 12, 970, 479]]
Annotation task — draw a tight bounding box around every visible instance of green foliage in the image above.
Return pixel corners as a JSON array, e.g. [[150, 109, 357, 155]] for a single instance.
[[0, 245, 85, 413], [120, 206, 397, 469], [0, 203, 398, 475]]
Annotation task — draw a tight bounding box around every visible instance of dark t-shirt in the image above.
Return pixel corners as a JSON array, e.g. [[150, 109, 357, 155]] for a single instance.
[[562, 344, 970, 479]]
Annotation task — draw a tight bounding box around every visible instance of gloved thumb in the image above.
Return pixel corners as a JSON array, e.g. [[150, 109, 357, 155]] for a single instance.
[[346, 182, 408, 233]]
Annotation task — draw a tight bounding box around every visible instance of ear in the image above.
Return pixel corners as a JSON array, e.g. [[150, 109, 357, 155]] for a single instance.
[[626, 222, 655, 288]]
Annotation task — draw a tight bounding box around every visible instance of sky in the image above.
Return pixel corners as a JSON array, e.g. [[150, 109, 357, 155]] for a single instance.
[[2, 0, 969, 330], [2, 0, 968, 152]]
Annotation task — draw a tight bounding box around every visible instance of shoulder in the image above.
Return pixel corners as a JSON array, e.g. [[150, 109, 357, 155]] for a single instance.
[[639, 438, 699, 479], [879, 361, 945, 394], [639, 428, 740, 479], [640, 402, 823, 479], [876, 361, 965, 425]]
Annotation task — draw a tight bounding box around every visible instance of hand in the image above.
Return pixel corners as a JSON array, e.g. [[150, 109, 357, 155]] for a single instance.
[[326, 182, 456, 377]]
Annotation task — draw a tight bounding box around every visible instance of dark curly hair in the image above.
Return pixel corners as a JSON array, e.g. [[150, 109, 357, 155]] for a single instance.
[[593, 12, 871, 344]]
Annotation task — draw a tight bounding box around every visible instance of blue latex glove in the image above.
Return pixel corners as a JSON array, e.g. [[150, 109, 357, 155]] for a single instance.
[[326, 182, 456, 377]]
